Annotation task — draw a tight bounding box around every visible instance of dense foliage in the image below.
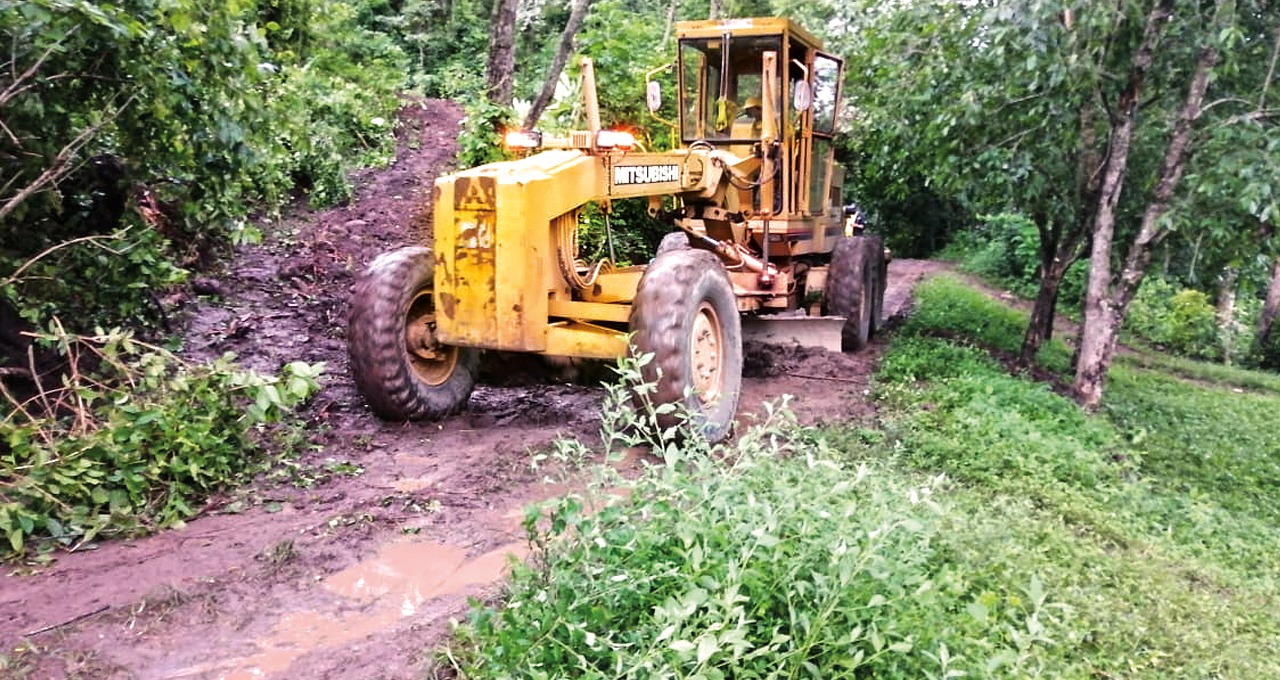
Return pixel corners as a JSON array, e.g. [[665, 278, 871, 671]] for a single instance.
[[1, 0, 405, 328], [0, 0, 383, 560], [945, 226, 1262, 364], [944, 213, 1086, 304], [0, 328, 321, 558], [445, 362, 1067, 678]]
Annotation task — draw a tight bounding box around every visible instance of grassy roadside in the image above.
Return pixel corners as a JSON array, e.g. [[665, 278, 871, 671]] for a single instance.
[[871, 275, 1280, 677], [438, 274, 1280, 678]]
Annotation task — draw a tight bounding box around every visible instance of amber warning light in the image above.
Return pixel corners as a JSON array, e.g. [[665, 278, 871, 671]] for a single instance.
[[595, 130, 635, 149], [503, 130, 543, 150]]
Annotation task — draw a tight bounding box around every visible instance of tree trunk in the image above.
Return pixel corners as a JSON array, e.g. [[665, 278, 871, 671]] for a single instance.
[[485, 0, 519, 106], [1021, 221, 1087, 363], [1258, 254, 1280, 367], [1074, 0, 1173, 410], [709, 0, 723, 20], [1022, 256, 1069, 363], [661, 0, 681, 49], [523, 0, 596, 129], [1076, 37, 1218, 410], [1217, 265, 1238, 364]]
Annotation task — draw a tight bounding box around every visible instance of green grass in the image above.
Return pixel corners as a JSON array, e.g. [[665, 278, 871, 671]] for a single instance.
[[870, 275, 1280, 677], [1118, 348, 1280, 395], [439, 275, 1280, 678]]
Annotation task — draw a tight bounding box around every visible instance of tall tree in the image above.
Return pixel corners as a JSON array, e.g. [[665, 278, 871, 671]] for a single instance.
[[840, 0, 1278, 403], [842, 0, 1117, 364], [486, 0, 519, 105], [524, 0, 597, 129], [1075, 0, 1218, 408]]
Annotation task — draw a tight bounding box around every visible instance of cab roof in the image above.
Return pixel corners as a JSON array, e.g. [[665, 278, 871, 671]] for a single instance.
[[674, 17, 824, 51]]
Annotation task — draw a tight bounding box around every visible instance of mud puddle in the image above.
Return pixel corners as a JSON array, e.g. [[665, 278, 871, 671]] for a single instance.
[[168, 539, 529, 679]]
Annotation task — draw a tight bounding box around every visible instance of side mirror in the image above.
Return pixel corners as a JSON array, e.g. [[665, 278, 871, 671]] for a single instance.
[[793, 80, 812, 112], [646, 80, 662, 114]]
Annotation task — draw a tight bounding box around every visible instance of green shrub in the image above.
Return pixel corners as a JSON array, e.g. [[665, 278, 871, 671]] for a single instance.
[[451, 435, 1068, 677], [454, 97, 516, 170], [1126, 278, 1222, 361], [2, 0, 404, 329], [443, 359, 1069, 679], [0, 328, 322, 557]]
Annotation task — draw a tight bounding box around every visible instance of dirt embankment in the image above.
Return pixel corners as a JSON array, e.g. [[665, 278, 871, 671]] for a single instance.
[[0, 100, 950, 679]]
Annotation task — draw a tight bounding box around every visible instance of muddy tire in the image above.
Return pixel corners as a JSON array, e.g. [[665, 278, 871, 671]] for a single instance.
[[348, 247, 478, 420], [630, 249, 743, 443], [827, 236, 876, 352], [865, 234, 886, 334], [655, 231, 694, 257]]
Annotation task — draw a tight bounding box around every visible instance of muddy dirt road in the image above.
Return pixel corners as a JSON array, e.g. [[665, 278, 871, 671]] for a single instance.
[[0, 100, 949, 679]]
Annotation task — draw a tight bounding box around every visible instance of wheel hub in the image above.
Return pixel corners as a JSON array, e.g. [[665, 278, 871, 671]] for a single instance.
[[405, 292, 458, 386], [690, 302, 723, 403]]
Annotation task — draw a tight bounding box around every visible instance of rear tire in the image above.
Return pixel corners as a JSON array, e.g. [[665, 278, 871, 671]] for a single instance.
[[630, 249, 743, 443], [348, 247, 478, 420], [865, 234, 886, 334], [827, 236, 875, 351]]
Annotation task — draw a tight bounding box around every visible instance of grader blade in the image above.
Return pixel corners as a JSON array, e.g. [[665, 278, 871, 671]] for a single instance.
[[741, 315, 846, 352]]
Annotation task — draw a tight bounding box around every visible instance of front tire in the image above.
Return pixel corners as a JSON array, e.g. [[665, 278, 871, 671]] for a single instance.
[[630, 249, 743, 443], [655, 231, 693, 257], [348, 247, 478, 420]]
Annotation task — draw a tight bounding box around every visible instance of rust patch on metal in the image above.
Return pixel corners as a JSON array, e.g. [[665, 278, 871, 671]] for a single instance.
[[438, 292, 457, 320]]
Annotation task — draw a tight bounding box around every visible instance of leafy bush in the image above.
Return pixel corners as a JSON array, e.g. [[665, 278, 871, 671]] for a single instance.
[[577, 199, 671, 266], [1, 228, 189, 331], [1, 0, 404, 329], [1126, 278, 1222, 361], [443, 359, 1069, 678], [455, 97, 517, 170], [0, 328, 322, 557]]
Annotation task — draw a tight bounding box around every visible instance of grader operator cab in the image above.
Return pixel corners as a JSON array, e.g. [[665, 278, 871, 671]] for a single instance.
[[348, 17, 886, 442]]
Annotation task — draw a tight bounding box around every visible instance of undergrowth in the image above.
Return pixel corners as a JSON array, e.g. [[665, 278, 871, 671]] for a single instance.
[[442, 278, 1280, 678], [942, 216, 1262, 365], [0, 326, 322, 559], [441, 357, 1070, 678], [872, 275, 1280, 677]]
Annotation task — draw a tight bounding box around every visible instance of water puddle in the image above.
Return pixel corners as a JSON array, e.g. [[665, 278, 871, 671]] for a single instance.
[[168, 539, 527, 679]]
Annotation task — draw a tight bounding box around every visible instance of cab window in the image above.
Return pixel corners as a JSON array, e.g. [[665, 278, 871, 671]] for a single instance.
[[679, 35, 782, 143]]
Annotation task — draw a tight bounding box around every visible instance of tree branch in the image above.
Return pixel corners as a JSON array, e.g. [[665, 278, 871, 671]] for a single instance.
[[1200, 96, 1253, 114], [1, 233, 123, 288], [523, 0, 596, 130], [1261, 24, 1280, 109], [1215, 108, 1280, 128], [1115, 44, 1220, 311], [0, 28, 78, 110], [0, 95, 132, 223]]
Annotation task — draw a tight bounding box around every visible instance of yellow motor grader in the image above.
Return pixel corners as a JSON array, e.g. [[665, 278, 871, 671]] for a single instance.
[[348, 17, 886, 442]]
